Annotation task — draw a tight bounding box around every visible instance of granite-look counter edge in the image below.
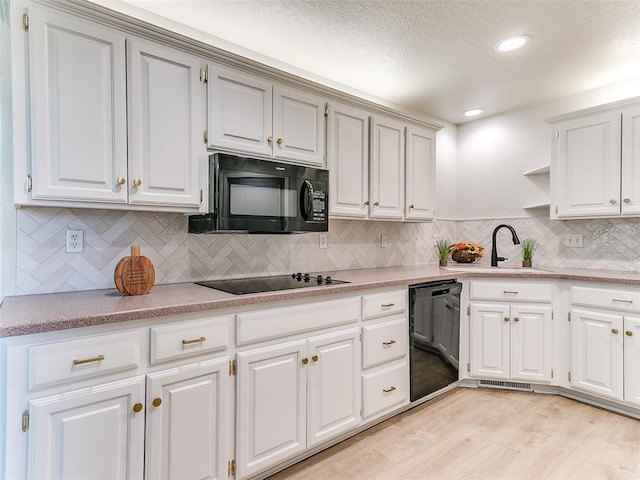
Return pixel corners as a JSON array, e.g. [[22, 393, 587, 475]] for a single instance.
[[3, 264, 640, 337]]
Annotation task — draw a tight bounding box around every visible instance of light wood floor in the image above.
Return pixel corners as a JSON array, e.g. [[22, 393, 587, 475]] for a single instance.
[[268, 388, 640, 480]]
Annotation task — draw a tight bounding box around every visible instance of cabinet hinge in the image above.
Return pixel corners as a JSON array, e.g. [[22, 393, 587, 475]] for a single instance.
[[555, 206, 558, 214], [203, 130, 208, 144], [228, 459, 236, 476], [466, 363, 470, 372], [551, 369, 554, 379], [359, 333, 362, 341], [23, 13, 29, 30], [22, 410, 29, 432], [324, 104, 328, 117], [568, 372, 571, 382], [200, 68, 208, 83], [555, 130, 559, 139], [567, 311, 571, 322], [229, 360, 237, 376], [467, 306, 470, 316], [552, 310, 554, 320], [200, 189, 203, 203], [26, 175, 33, 192]]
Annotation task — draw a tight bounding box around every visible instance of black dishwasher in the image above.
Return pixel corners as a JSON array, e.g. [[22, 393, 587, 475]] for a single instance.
[[409, 279, 462, 401]]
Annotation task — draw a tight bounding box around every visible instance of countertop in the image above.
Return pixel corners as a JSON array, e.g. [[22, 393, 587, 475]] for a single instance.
[[3, 264, 640, 338]]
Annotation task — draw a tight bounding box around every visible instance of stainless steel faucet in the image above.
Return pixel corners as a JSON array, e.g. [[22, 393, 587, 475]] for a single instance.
[[491, 224, 520, 267]]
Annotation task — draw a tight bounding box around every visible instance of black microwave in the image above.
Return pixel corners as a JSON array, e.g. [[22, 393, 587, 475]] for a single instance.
[[188, 153, 329, 234]]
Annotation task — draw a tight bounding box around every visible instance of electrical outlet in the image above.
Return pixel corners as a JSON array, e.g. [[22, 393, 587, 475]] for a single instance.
[[66, 229, 84, 253], [433, 235, 440, 246], [319, 232, 328, 249], [564, 233, 583, 248], [381, 234, 388, 248]]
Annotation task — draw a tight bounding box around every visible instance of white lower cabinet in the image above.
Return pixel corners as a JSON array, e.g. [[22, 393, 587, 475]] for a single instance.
[[28, 376, 146, 479], [146, 357, 230, 480], [468, 281, 553, 383], [236, 327, 360, 480]]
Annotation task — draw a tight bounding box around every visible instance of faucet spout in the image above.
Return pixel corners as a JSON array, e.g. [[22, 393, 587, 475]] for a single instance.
[[491, 224, 521, 267]]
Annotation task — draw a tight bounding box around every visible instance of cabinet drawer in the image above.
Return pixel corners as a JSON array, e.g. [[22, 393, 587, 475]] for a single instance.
[[28, 330, 142, 389], [470, 281, 552, 302], [571, 286, 640, 312], [362, 361, 409, 419], [362, 290, 407, 320], [150, 316, 231, 364], [362, 318, 407, 369]]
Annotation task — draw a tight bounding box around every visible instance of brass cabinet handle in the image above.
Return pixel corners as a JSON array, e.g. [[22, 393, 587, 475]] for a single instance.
[[132, 178, 142, 187], [116, 177, 126, 186], [301, 357, 309, 365], [382, 340, 396, 346], [612, 328, 619, 334], [504, 317, 510, 322], [373, 201, 379, 207], [503, 291, 519, 295], [182, 336, 206, 345], [382, 386, 396, 393], [626, 331, 633, 336], [312, 355, 319, 362], [610, 199, 617, 204], [381, 303, 395, 308], [277, 138, 283, 145], [612, 298, 633, 303], [132, 403, 144, 413], [364, 200, 370, 206], [624, 198, 631, 203], [73, 354, 105, 366], [152, 398, 162, 407], [513, 317, 520, 322], [267, 136, 273, 144]]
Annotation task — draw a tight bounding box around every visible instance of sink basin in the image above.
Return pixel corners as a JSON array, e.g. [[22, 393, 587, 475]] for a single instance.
[[443, 266, 550, 274]]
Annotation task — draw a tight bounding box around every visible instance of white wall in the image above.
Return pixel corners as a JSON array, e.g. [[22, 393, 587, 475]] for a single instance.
[[456, 76, 640, 219]]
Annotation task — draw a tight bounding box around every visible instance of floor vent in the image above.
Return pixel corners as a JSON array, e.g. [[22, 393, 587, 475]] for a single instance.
[[478, 380, 533, 391]]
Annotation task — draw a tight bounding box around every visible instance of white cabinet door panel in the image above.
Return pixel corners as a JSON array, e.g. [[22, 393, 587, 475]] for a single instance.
[[570, 308, 624, 400], [146, 358, 229, 480], [128, 38, 204, 208], [621, 106, 640, 215], [510, 305, 552, 382], [405, 126, 436, 221], [28, 376, 145, 480], [327, 103, 369, 218], [469, 304, 510, 379], [370, 116, 404, 220], [624, 316, 640, 407], [29, 6, 128, 203]]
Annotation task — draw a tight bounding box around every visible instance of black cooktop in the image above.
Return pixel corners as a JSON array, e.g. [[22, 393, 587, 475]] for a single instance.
[[195, 273, 349, 295]]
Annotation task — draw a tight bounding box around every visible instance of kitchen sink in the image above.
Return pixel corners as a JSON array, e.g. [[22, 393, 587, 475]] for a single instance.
[[443, 266, 550, 274]]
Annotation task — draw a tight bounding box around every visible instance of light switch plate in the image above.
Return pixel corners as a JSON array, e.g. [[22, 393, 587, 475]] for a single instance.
[[381, 234, 388, 248], [564, 233, 583, 248], [319, 232, 327, 249]]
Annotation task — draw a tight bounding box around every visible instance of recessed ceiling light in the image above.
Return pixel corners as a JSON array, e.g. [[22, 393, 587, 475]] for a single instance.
[[495, 35, 530, 52], [464, 109, 483, 117]]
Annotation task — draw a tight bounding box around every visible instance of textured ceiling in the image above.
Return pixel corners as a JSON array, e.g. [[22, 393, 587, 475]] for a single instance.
[[107, 0, 640, 124]]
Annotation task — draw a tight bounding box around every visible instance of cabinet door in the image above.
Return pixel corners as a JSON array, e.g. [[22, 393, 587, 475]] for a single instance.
[[624, 316, 640, 407], [327, 103, 369, 218], [127, 38, 205, 208], [510, 305, 552, 383], [469, 303, 510, 379], [207, 65, 273, 156], [570, 308, 624, 400], [405, 126, 436, 221], [620, 106, 640, 215], [28, 376, 145, 480], [28, 6, 128, 203], [369, 116, 405, 220], [307, 328, 360, 448], [272, 87, 326, 166], [552, 111, 621, 218], [236, 340, 306, 479], [146, 358, 230, 480]]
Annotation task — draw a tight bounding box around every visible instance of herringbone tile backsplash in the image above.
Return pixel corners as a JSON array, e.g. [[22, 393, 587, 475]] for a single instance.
[[15, 207, 640, 295]]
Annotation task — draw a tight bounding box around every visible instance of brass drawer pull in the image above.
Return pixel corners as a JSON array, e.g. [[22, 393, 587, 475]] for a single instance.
[[301, 357, 309, 365], [382, 340, 396, 346], [182, 336, 206, 345], [612, 328, 619, 334], [504, 317, 510, 322], [381, 303, 395, 308], [152, 398, 162, 407], [612, 299, 633, 303], [73, 354, 105, 366], [382, 386, 396, 393], [503, 291, 519, 295], [513, 317, 520, 322], [626, 331, 633, 336], [132, 403, 144, 413], [312, 355, 319, 362]]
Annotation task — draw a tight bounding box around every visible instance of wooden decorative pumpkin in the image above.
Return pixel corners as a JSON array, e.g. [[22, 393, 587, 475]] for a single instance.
[[114, 245, 155, 295]]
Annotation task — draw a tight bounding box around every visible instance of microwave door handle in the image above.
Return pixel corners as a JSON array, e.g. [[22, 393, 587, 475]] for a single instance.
[[301, 180, 313, 220]]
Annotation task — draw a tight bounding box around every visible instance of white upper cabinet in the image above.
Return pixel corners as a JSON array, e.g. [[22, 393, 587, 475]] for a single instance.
[[405, 126, 436, 221], [22, 5, 207, 211], [549, 98, 640, 219], [207, 65, 326, 166], [127, 37, 206, 208], [327, 102, 370, 218], [28, 6, 128, 204], [369, 116, 405, 220]]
